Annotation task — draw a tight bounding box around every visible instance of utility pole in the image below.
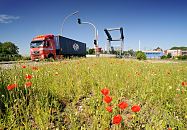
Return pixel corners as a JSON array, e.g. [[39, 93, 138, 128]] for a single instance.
[[139, 40, 141, 51]]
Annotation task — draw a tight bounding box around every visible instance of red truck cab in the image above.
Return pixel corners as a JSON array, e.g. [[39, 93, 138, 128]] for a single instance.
[[30, 34, 56, 61]]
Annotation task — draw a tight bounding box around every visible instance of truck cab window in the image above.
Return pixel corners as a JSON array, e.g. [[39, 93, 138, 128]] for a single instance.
[[44, 41, 50, 47], [30, 41, 43, 48], [47, 41, 50, 47]]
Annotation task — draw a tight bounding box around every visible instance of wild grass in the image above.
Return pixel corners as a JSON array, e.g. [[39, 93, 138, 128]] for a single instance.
[[0, 58, 187, 129]]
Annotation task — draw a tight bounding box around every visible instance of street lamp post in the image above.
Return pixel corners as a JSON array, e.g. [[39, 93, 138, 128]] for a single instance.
[[77, 18, 99, 56], [61, 11, 79, 36]]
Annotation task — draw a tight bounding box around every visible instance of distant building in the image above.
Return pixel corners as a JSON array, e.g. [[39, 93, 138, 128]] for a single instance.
[[165, 50, 181, 57], [164, 49, 187, 57], [165, 50, 184, 57], [181, 50, 187, 56], [142, 50, 163, 59]]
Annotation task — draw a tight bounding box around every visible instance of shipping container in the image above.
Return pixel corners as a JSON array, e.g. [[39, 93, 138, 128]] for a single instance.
[[54, 36, 86, 57]]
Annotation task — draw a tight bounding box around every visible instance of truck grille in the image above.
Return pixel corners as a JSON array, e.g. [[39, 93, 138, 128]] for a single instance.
[[33, 51, 39, 55]]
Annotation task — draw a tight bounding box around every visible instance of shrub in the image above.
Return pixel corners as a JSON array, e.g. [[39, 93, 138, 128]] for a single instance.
[[182, 55, 187, 60], [88, 49, 95, 54], [161, 55, 167, 59], [22, 56, 31, 60], [0, 54, 22, 61], [177, 55, 187, 60], [167, 53, 172, 58], [136, 51, 146, 60]]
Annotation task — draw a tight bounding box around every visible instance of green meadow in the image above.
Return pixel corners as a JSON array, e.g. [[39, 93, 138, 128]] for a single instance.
[[0, 58, 187, 130]]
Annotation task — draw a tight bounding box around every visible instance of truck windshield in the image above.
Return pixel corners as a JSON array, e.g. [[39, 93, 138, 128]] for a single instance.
[[30, 41, 44, 48]]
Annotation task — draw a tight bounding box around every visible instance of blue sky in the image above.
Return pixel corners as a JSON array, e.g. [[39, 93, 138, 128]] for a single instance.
[[0, 0, 187, 55]]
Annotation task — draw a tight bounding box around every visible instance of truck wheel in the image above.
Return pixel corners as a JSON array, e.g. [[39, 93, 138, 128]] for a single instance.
[[48, 54, 54, 61]]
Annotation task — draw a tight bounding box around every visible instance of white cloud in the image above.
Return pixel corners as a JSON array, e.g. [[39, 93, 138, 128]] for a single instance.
[[0, 14, 20, 23]]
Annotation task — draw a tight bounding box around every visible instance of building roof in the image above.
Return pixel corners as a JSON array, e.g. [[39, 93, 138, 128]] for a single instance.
[[142, 50, 163, 53]]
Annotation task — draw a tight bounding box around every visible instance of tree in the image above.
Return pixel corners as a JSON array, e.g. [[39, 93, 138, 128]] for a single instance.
[[170, 46, 187, 50], [128, 49, 135, 57], [0, 42, 2, 53], [110, 46, 117, 54], [167, 53, 172, 58], [0, 42, 21, 61], [153, 47, 163, 51], [88, 48, 95, 54], [136, 51, 146, 60], [1, 42, 19, 54]]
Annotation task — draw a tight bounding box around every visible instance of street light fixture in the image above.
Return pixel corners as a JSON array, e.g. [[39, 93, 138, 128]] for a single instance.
[[61, 11, 79, 36]]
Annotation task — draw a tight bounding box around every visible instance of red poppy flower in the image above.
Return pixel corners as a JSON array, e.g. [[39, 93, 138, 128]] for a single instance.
[[103, 95, 112, 103], [25, 74, 32, 80], [32, 66, 38, 70], [7, 84, 17, 91], [25, 82, 32, 88], [168, 128, 172, 130], [101, 88, 110, 96], [106, 106, 113, 112], [112, 114, 122, 125], [22, 65, 26, 68], [182, 81, 187, 86], [131, 105, 141, 112], [118, 101, 128, 110]]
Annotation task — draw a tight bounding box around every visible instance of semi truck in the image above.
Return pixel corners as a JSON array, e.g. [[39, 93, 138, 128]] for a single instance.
[[30, 34, 86, 61]]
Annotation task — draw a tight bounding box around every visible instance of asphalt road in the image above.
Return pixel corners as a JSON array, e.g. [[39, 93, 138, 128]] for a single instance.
[[0, 59, 76, 69], [0, 60, 35, 69]]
